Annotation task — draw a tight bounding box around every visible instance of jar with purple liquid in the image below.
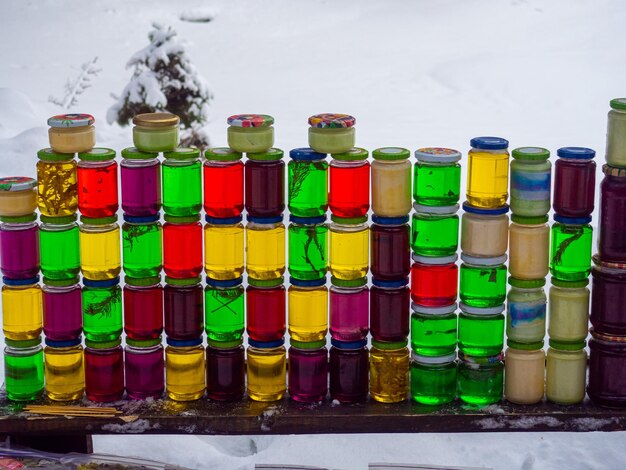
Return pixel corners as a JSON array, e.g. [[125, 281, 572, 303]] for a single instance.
[[245, 149, 285, 218], [370, 215, 410, 281], [43, 278, 82, 341], [125, 337, 164, 400], [120, 147, 161, 217], [329, 338, 369, 403], [553, 147, 596, 218], [588, 331, 626, 407], [598, 165, 626, 262], [206, 340, 245, 402], [288, 339, 328, 403], [84, 338, 124, 403], [370, 278, 410, 342], [329, 276, 369, 342], [164, 276, 204, 341], [0, 214, 40, 279]]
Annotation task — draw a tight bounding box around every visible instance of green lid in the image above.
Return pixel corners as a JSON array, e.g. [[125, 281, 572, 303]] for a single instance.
[[290, 339, 326, 349], [37, 148, 75, 161], [610, 98, 626, 111], [40, 214, 77, 224], [43, 277, 79, 287], [511, 147, 550, 161], [121, 147, 159, 160], [5, 337, 41, 348], [549, 339, 586, 350], [551, 278, 589, 288], [126, 337, 162, 348], [80, 215, 117, 225], [511, 214, 549, 225], [125, 275, 161, 287], [331, 214, 368, 225], [204, 147, 243, 162], [207, 339, 243, 349], [372, 147, 410, 161], [78, 148, 116, 162], [331, 276, 367, 288], [372, 339, 408, 350], [164, 214, 201, 224], [507, 340, 544, 350], [0, 213, 37, 223], [164, 147, 201, 160], [246, 148, 284, 161], [165, 276, 201, 286], [86, 338, 122, 349], [331, 147, 369, 161], [508, 277, 546, 288], [248, 277, 284, 288]]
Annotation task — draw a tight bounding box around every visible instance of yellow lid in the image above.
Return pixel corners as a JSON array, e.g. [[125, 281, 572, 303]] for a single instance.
[[133, 112, 180, 128]]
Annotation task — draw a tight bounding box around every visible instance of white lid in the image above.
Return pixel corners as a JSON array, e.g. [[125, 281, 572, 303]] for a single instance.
[[411, 302, 457, 315], [459, 302, 505, 315], [413, 202, 460, 215], [411, 352, 457, 364], [460, 253, 507, 266], [412, 253, 458, 265]]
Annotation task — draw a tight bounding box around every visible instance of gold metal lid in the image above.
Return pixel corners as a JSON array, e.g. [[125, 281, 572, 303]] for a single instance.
[[132, 112, 180, 128]]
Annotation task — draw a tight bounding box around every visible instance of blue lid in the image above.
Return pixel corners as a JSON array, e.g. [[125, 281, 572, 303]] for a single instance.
[[3, 275, 39, 286], [289, 147, 327, 161], [462, 202, 509, 215], [248, 338, 285, 348], [83, 277, 120, 288], [290, 215, 327, 225], [45, 337, 82, 348], [290, 276, 326, 287], [205, 215, 243, 225], [372, 215, 410, 225], [554, 214, 592, 225], [206, 276, 243, 288], [470, 136, 509, 150], [372, 277, 408, 288], [247, 215, 283, 224], [331, 338, 368, 349], [167, 337, 203, 347], [557, 147, 595, 160], [123, 214, 160, 224]]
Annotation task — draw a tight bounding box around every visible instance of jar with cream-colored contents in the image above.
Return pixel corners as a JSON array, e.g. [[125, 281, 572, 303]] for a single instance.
[[133, 112, 180, 153], [228, 114, 274, 153], [461, 203, 509, 257], [548, 279, 589, 344], [546, 340, 587, 405], [47, 113, 95, 154], [371, 147, 412, 217], [504, 341, 545, 405], [509, 215, 549, 280], [510, 147, 551, 217], [308, 113, 355, 154], [506, 278, 546, 344], [0, 177, 37, 218], [606, 98, 626, 168]]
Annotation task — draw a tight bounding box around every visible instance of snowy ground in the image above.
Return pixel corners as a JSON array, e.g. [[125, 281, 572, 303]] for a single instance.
[[1, 0, 626, 468]]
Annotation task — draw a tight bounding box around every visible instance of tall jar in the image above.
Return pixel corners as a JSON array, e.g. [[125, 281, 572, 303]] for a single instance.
[[206, 339, 245, 402], [308, 113, 355, 154], [4, 337, 44, 401], [125, 337, 165, 400], [245, 148, 285, 218], [43, 279, 82, 341], [371, 147, 412, 217], [123, 276, 163, 341], [328, 147, 370, 218], [132, 112, 180, 153], [413, 147, 462, 206], [458, 303, 505, 357], [47, 113, 95, 153], [2, 276, 42, 341], [461, 203, 509, 258], [588, 332, 626, 407], [120, 147, 161, 217], [36, 148, 77, 217], [466, 136, 510, 208], [77, 148, 118, 218], [553, 147, 596, 218], [606, 98, 626, 168], [457, 352, 504, 406], [39, 215, 80, 281], [550, 216, 593, 282], [246, 277, 286, 342], [459, 254, 507, 308], [122, 214, 163, 279], [0, 176, 37, 218], [204, 277, 244, 342], [288, 277, 328, 342], [203, 148, 244, 218], [506, 278, 546, 344], [410, 352, 457, 405], [162, 147, 202, 217], [247, 339, 287, 402], [165, 337, 205, 401], [547, 340, 587, 405], [598, 164, 626, 262], [329, 339, 369, 403], [0, 214, 40, 279], [330, 277, 369, 342], [84, 338, 124, 403], [288, 340, 328, 403], [509, 147, 551, 217], [504, 341, 545, 405], [508, 215, 550, 280], [44, 337, 84, 401], [411, 302, 457, 357], [410, 254, 458, 307], [411, 204, 459, 257], [163, 214, 203, 279], [246, 216, 286, 280], [371, 215, 410, 281], [591, 256, 626, 335], [79, 215, 121, 281], [288, 215, 328, 281], [369, 340, 410, 403], [164, 276, 204, 341], [288, 147, 328, 218], [82, 278, 122, 342], [227, 114, 274, 153], [204, 215, 244, 281], [370, 278, 409, 342], [329, 215, 369, 280], [549, 279, 589, 344]]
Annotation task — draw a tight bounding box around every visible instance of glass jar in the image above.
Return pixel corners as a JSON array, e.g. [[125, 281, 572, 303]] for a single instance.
[[509, 147, 551, 217], [123, 277, 163, 341], [47, 113, 95, 153], [550, 216, 593, 282], [588, 332, 626, 407], [288, 147, 328, 218], [288, 340, 328, 403], [504, 342, 545, 405], [120, 147, 161, 217], [410, 254, 458, 307], [506, 278, 546, 344], [44, 337, 84, 401], [466, 136, 510, 208], [125, 338, 164, 400], [227, 114, 274, 153], [288, 278, 328, 342], [4, 337, 44, 401], [82, 278, 122, 342], [163, 215, 203, 279], [599, 164, 626, 262], [606, 98, 626, 168], [79, 215, 121, 281], [246, 216, 286, 280], [457, 352, 504, 406], [164, 276, 204, 341], [411, 302, 457, 356], [247, 339, 287, 402], [132, 112, 180, 153], [84, 338, 124, 403], [77, 148, 118, 218], [411, 353, 456, 405], [413, 147, 462, 206], [508, 215, 549, 280], [206, 340, 245, 402], [549, 279, 589, 344], [2, 276, 42, 341], [162, 147, 202, 217], [371, 147, 412, 217], [204, 215, 244, 281], [39, 215, 80, 281], [461, 203, 509, 258], [330, 277, 369, 342], [308, 113, 355, 154], [37, 148, 77, 217], [370, 278, 409, 342], [460, 254, 507, 308], [591, 256, 626, 335], [246, 277, 286, 342], [0, 176, 37, 217], [329, 339, 369, 403], [205, 278, 244, 342], [244, 149, 285, 218], [553, 146, 597, 218], [547, 340, 587, 405], [0, 215, 40, 279], [288, 216, 328, 281], [458, 303, 505, 357], [43, 279, 82, 341], [371, 215, 410, 281], [122, 214, 162, 279], [411, 204, 459, 257], [165, 337, 205, 401], [370, 340, 410, 403], [329, 148, 369, 218], [203, 148, 244, 218], [329, 215, 369, 280]]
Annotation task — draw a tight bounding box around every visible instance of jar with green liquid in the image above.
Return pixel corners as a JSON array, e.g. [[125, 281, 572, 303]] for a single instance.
[[82, 277, 122, 342], [413, 147, 462, 206], [288, 215, 328, 281], [411, 204, 459, 257], [410, 302, 457, 356], [550, 215, 593, 282], [122, 214, 163, 279], [162, 147, 202, 217], [4, 337, 44, 401], [205, 277, 244, 342], [458, 303, 504, 356], [288, 148, 328, 218], [460, 254, 507, 307], [39, 214, 80, 281], [457, 352, 504, 406], [410, 352, 457, 405]]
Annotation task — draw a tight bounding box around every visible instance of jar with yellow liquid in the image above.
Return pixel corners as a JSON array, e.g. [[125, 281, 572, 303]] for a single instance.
[[204, 215, 244, 281], [466, 136, 510, 208], [165, 337, 206, 401], [247, 338, 287, 402], [288, 277, 328, 342], [79, 215, 121, 281], [44, 337, 84, 401], [2, 276, 42, 341], [37, 148, 78, 217], [246, 216, 285, 280], [329, 215, 369, 280], [369, 340, 410, 403]]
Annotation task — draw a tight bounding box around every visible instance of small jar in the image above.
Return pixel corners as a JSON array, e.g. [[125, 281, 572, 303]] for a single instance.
[[0, 214, 40, 279], [162, 147, 202, 217], [599, 164, 626, 262], [509, 147, 551, 217], [606, 98, 626, 168], [204, 215, 244, 281], [308, 113, 355, 154], [246, 277, 286, 342], [508, 215, 550, 280], [410, 254, 458, 307], [550, 215, 593, 282], [122, 214, 163, 279], [329, 147, 370, 218], [123, 276, 163, 341], [39, 214, 80, 281], [591, 256, 626, 335], [37, 148, 78, 217], [244, 148, 285, 218], [43, 279, 82, 341], [413, 147, 462, 206], [329, 339, 369, 403], [461, 203, 509, 258], [457, 352, 504, 406], [2, 276, 42, 341], [547, 340, 587, 405], [227, 114, 274, 153], [553, 147, 596, 218], [330, 276, 369, 342], [84, 338, 124, 403], [125, 337, 165, 400], [369, 340, 410, 403], [44, 337, 84, 401], [205, 277, 244, 342], [77, 148, 119, 218], [371, 147, 412, 217], [288, 277, 328, 342], [371, 215, 410, 281], [411, 204, 460, 257], [206, 339, 245, 402], [163, 214, 203, 279], [458, 303, 505, 357], [165, 337, 205, 401], [460, 254, 507, 308], [548, 279, 589, 344], [370, 278, 409, 342], [82, 278, 122, 342], [466, 136, 510, 208], [47, 113, 95, 153], [588, 332, 626, 407], [329, 215, 369, 280], [120, 147, 161, 217], [288, 339, 328, 403], [246, 216, 286, 280], [504, 341, 545, 405], [164, 276, 204, 341], [132, 112, 180, 153], [411, 302, 457, 357], [506, 278, 546, 344], [4, 337, 44, 401], [79, 215, 121, 281], [203, 148, 244, 218], [410, 352, 457, 405], [288, 147, 328, 218], [0, 176, 37, 217], [247, 338, 287, 402], [288, 215, 328, 281]]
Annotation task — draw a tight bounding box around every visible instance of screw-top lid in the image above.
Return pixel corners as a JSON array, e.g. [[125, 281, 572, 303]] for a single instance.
[[549, 339, 586, 350], [460, 302, 505, 316], [205, 215, 243, 225], [126, 337, 162, 348], [590, 328, 626, 343], [207, 339, 243, 349], [461, 253, 507, 266], [43, 277, 79, 287], [556, 147, 595, 160], [508, 277, 546, 288], [3, 275, 39, 286], [5, 337, 42, 348], [121, 147, 159, 160], [290, 339, 327, 350], [470, 137, 509, 150], [371, 277, 408, 288], [165, 276, 201, 286], [48, 113, 94, 128], [511, 214, 549, 225], [372, 147, 410, 161], [83, 277, 120, 288], [411, 253, 458, 265], [163, 147, 201, 160], [289, 147, 327, 161], [78, 148, 116, 162], [246, 148, 284, 161], [133, 112, 180, 127], [204, 147, 243, 162], [0, 176, 36, 192], [603, 164, 626, 177], [551, 278, 589, 288], [415, 147, 462, 164], [372, 215, 409, 225], [331, 147, 368, 161], [86, 337, 122, 349], [37, 148, 75, 161], [206, 277, 243, 288], [592, 253, 626, 270], [227, 114, 274, 127], [331, 276, 367, 288], [166, 337, 203, 347], [247, 215, 283, 225], [308, 113, 355, 128], [123, 214, 160, 224], [125, 275, 161, 287], [164, 214, 200, 225], [248, 338, 285, 348], [458, 351, 505, 364], [80, 215, 117, 225], [330, 338, 367, 349], [330, 214, 368, 225], [45, 337, 82, 348], [411, 302, 457, 315], [412, 352, 456, 364], [248, 277, 284, 288], [507, 340, 544, 350], [0, 213, 37, 223], [413, 203, 460, 215], [610, 98, 626, 111], [290, 277, 326, 287], [290, 215, 327, 225], [511, 147, 550, 161], [372, 339, 407, 350], [462, 202, 509, 215], [40, 214, 77, 224], [553, 214, 592, 225]]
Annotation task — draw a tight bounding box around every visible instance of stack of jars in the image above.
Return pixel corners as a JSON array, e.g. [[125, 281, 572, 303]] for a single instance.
[[457, 137, 510, 405], [503, 147, 551, 405], [409, 148, 461, 405]]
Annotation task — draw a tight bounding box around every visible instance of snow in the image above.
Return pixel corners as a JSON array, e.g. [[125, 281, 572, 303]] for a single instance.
[[1, 0, 626, 468]]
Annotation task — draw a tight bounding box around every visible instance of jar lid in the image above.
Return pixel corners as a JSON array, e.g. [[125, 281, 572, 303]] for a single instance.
[[508, 277, 546, 288], [0, 213, 37, 223], [511, 214, 549, 225], [246, 148, 284, 161], [507, 340, 544, 350], [121, 147, 159, 160], [331, 276, 367, 288], [308, 113, 355, 129], [331, 147, 368, 161], [133, 112, 180, 128], [3, 275, 39, 286], [40, 214, 77, 224], [248, 338, 285, 348], [411, 352, 456, 364], [123, 214, 160, 224], [0, 176, 36, 192], [205, 215, 243, 225], [83, 277, 120, 288], [556, 147, 595, 160], [290, 277, 326, 287], [553, 214, 592, 225], [206, 276, 243, 288], [372, 339, 407, 350], [549, 339, 586, 350], [289, 147, 327, 161], [48, 113, 95, 128], [372, 147, 410, 161], [290, 339, 327, 350], [165, 276, 201, 286], [45, 337, 82, 348], [415, 147, 462, 164], [330, 338, 367, 349], [5, 337, 42, 348], [592, 253, 626, 270], [470, 136, 509, 150], [207, 339, 243, 349], [458, 351, 504, 364], [78, 148, 116, 162], [227, 114, 274, 128], [413, 203, 460, 215], [460, 302, 505, 316], [462, 202, 509, 215], [164, 214, 201, 224], [610, 98, 626, 111], [511, 147, 550, 161], [44, 277, 79, 287], [290, 215, 327, 225], [551, 278, 589, 288], [602, 164, 626, 177], [330, 214, 368, 225], [247, 215, 283, 225], [372, 215, 409, 225], [125, 275, 161, 287], [590, 328, 626, 343], [80, 215, 117, 225], [412, 253, 458, 265], [37, 148, 75, 161], [248, 277, 284, 288], [411, 302, 457, 315], [86, 337, 122, 349], [166, 337, 203, 347], [461, 253, 507, 266], [126, 337, 162, 348], [164, 147, 201, 160], [372, 277, 408, 288], [204, 147, 243, 162]]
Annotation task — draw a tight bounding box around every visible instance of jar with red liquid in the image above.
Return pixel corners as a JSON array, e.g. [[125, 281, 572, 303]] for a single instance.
[[124, 337, 164, 400], [246, 277, 286, 342], [588, 331, 626, 407], [591, 255, 626, 335], [245, 148, 285, 218], [553, 147, 596, 218], [410, 254, 458, 307], [288, 339, 328, 403], [123, 276, 163, 341], [77, 148, 119, 218], [163, 214, 202, 279], [84, 338, 124, 403], [329, 276, 369, 342], [329, 147, 370, 218], [120, 147, 161, 217], [0, 213, 40, 279], [329, 338, 369, 403], [598, 165, 626, 262], [370, 277, 410, 342], [206, 339, 245, 402], [371, 215, 411, 281], [203, 148, 244, 219], [164, 276, 204, 341], [43, 278, 82, 341]]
